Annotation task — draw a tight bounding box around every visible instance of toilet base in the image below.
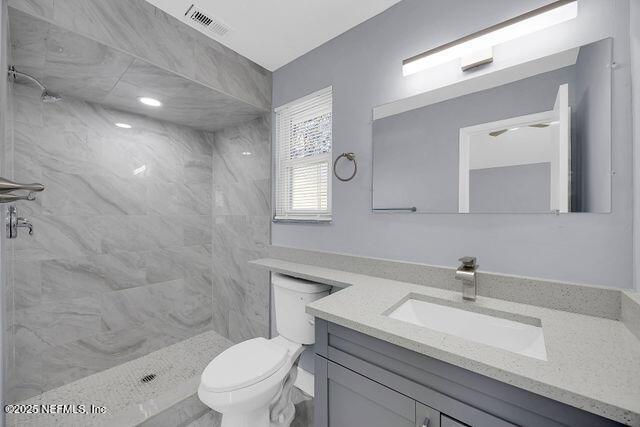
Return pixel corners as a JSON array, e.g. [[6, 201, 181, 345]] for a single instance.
[[221, 407, 270, 427], [219, 366, 298, 427]]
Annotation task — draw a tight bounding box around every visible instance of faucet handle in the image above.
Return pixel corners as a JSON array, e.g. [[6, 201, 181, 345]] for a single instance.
[[458, 256, 477, 268], [17, 217, 33, 235]]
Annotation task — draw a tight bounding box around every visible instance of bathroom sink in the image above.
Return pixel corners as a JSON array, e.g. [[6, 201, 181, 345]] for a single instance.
[[386, 297, 547, 361]]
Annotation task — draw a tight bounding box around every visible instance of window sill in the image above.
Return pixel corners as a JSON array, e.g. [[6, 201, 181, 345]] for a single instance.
[[272, 218, 333, 224]]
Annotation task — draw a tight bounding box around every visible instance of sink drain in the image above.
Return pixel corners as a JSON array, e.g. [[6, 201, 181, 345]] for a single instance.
[[140, 373, 157, 384]]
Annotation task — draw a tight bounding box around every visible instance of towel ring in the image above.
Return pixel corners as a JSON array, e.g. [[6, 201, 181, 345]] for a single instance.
[[334, 152, 357, 182]]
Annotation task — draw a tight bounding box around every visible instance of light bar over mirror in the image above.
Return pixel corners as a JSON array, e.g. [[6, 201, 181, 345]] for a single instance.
[[402, 0, 578, 76]]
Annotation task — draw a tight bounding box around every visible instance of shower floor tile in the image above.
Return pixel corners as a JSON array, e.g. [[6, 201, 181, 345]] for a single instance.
[[6, 330, 233, 427]]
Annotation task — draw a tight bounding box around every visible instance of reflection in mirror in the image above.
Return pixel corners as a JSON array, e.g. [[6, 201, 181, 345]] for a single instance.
[[459, 84, 570, 213], [372, 38, 612, 214]]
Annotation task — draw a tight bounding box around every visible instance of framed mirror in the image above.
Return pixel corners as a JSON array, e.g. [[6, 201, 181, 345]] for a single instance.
[[372, 38, 612, 214]]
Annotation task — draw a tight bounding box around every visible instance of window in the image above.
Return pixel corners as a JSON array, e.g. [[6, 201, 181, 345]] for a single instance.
[[274, 86, 332, 222]]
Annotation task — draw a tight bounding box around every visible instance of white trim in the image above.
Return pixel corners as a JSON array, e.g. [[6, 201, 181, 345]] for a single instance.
[[458, 131, 471, 213], [373, 47, 579, 121], [294, 366, 315, 397], [274, 86, 333, 222], [554, 84, 571, 213], [274, 86, 333, 113]]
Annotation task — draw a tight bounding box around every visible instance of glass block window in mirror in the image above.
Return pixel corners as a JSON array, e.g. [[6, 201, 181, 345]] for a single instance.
[[274, 86, 333, 221]]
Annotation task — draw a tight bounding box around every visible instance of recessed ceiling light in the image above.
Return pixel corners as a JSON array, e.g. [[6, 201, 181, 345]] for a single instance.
[[138, 97, 162, 107], [115, 123, 132, 129], [133, 165, 147, 175]]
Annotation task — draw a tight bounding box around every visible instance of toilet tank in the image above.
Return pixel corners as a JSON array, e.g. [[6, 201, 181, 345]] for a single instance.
[[272, 273, 331, 345]]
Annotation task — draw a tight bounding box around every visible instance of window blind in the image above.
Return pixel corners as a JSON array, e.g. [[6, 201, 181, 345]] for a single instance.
[[274, 86, 332, 222]]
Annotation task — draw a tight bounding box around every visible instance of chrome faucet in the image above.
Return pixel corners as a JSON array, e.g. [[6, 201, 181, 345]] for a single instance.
[[455, 256, 478, 301]]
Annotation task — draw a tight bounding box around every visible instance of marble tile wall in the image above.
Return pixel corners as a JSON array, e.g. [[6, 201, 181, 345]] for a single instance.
[[1, 0, 11, 418], [8, 8, 266, 132], [211, 116, 271, 343], [6, 83, 216, 403], [8, 0, 272, 111], [4, 0, 276, 412]]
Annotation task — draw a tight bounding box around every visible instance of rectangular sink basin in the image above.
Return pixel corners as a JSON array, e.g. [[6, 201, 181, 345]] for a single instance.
[[386, 298, 547, 361]]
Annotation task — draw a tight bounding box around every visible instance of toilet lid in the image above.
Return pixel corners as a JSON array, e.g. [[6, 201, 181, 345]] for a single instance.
[[201, 338, 288, 392]]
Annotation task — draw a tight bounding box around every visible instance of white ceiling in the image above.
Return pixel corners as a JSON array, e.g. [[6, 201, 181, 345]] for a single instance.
[[144, 0, 403, 71]]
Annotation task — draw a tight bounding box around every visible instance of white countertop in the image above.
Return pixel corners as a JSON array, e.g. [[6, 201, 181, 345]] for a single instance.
[[251, 258, 640, 426]]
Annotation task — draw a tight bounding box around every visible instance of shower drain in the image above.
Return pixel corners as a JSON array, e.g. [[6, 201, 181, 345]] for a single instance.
[[140, 373, 157, 384]]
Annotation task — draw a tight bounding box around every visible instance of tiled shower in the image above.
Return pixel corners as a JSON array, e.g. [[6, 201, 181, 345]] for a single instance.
[[1, 0, 278, 423], [8, 85, 272, 401]]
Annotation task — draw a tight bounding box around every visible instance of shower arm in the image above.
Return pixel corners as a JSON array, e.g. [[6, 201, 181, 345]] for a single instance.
[[0, 177, 45, 193], [7, 66, 47, 92]]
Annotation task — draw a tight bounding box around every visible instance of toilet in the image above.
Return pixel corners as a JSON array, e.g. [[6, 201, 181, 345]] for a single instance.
[[198, 273, 331, 427]]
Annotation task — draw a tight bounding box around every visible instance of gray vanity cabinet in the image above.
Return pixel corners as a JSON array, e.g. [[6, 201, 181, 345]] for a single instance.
[[440, 415, 469, 427], [325, 358, 444, 427], [417, 403, 442, 427], [327, 360, 416, 427], [322, 357, 480, 427], [313, 319, 623, 427]]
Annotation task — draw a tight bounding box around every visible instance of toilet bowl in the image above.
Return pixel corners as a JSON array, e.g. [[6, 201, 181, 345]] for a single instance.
[[198, 336, 302, 427], [198, 274, 331, 427]]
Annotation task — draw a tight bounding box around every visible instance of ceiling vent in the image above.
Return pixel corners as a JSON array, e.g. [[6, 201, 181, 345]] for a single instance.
[[184, 4, 230, 36]]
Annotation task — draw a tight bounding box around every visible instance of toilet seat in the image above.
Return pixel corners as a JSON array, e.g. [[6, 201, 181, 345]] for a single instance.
[[198, 337, 300, 422], [200, 338, 289, 393], [198, 358, 293, 426]]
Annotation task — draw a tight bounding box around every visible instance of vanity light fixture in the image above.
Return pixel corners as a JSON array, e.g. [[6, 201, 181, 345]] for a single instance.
[[115, 123, 132, 129], [241, 151, 252, 156], [402, 0, 578, 76], [138, 97, 162, 107]]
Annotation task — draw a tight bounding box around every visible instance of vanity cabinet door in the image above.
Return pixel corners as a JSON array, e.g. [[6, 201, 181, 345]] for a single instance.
[[416, 402, 441, 427], [327, 360, 416, 427], [441, 415, 469, 427]]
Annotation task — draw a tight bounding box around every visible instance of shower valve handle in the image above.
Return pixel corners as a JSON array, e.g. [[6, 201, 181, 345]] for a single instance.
[[6, 206, 34, 238], [17, 217, 33, 235]]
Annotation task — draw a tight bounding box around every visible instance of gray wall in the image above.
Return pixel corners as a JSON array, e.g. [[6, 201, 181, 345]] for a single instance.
[[470, 163, 551, 213], [6, 85, 217, 403], [574, 39, 612, 212], [272, 0, 634, 288], [632, 0, 640, 292]]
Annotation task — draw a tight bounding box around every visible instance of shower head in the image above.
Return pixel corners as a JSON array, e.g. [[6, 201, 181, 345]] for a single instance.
[[7, 66, 62, 103], [41, 91, 62, 103]]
